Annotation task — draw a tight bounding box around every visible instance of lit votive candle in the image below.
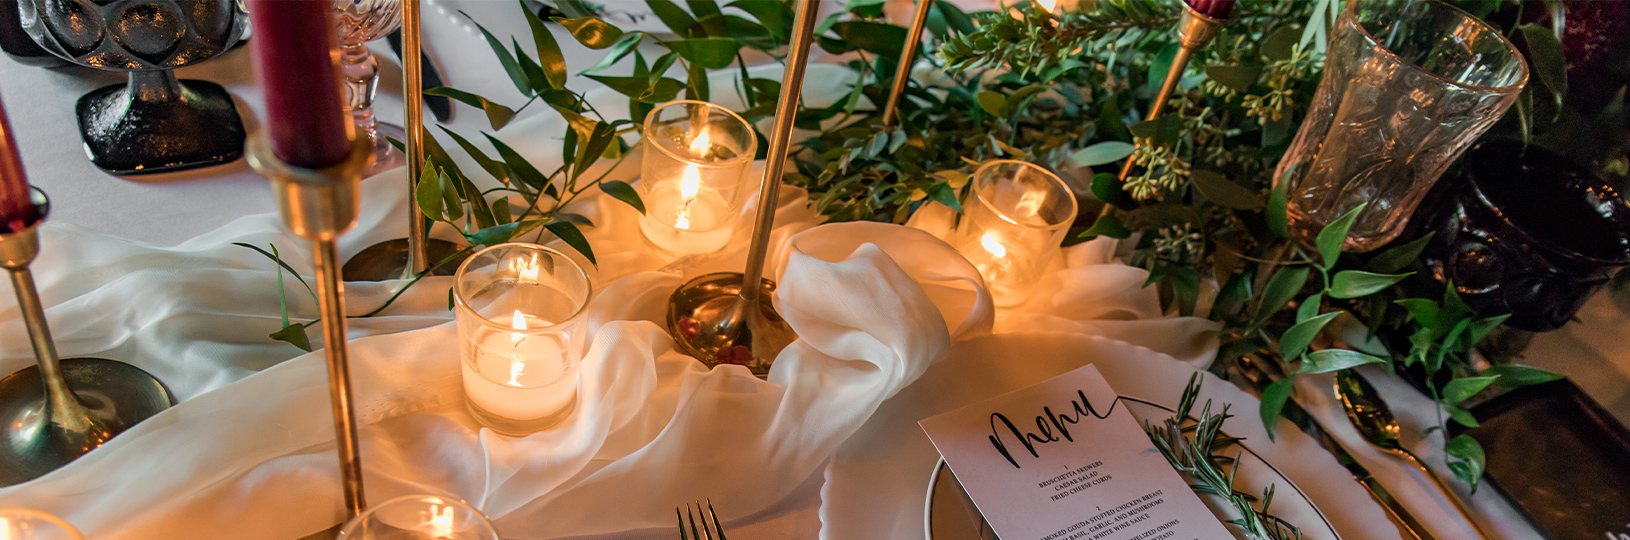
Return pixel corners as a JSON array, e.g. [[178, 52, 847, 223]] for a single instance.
[[453, 244, 592, 436], [951, 160, 1078, 307], [0, 509, 85, 540], [338, 494, 500, 539], [639, 100, 757, 256]]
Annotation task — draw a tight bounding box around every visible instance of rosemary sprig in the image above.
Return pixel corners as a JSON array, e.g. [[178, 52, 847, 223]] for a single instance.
[[1145, 374, 1302, 540]]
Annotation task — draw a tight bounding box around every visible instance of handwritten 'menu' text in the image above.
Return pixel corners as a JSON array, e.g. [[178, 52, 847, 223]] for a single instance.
[[988, 389, 1118, 468]]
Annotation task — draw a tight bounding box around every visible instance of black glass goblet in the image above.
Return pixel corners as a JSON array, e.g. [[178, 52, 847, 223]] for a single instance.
[[1411, 140, 1630, 332], [19, 0, 248, 175]]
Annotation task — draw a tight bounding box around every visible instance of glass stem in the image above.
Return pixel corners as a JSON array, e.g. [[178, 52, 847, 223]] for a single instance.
[[340, 43, 381, 142], [124, 70, 182, 104]]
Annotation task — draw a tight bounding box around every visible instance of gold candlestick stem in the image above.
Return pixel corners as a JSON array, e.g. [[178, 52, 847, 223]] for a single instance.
[[249, 134, 373, 519], [0, 188, 173, 486], [401, 0, 428, 278], [881, 0, 932, 126], [666, 0, 820, 377], [1115, 5, 1223, 185], [342, 0, 466, 282]]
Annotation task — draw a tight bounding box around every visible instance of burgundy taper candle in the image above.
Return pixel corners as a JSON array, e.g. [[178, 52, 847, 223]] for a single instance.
[[0, 89, 35, 230], [247, 0, 353, 169]]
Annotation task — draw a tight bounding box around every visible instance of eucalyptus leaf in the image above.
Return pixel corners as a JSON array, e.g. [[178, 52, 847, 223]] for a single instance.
[[556, 17, 625, 49], [1443, 376, 1499, 404], [416, 165, 446, 221], [668, 38, 739, 69], [1519, 23, 1567, 111], [1281, 311, 1339, 361], [1299, 349, 1387, 374], [1266, 179, 1289, 238], [977, 90, 1007, 117], [599, 180, 646, 214], [465, 16, 533, 96], [270, 323, 313, 352], [1295, 292, 1322, 323], [521, 0, 568, 89], [1329, 270, 1410, 299], [425, 88, 516, 131], [1078, 214, 1130, 239], [1260, 379, 1295, 442], [485, 134, 555, 197], [1484, 364, 1564, 388], [647, 0, 698, 36], [1205, 64, 1261, 93], [1394, 298, 1439, 327], [832, 20, 908, 58], [545, 221, 597, 265], [1445, 435, 1486, 489], [1250, 266, 1309, 330], [1315, 204, 1366, 269], [1190, 169, 1259, 210], [585, 33, 643, 74], [928, 183, 963, 213], [1070, 141, 1135, 166], [1367, 233, 1433, 274]]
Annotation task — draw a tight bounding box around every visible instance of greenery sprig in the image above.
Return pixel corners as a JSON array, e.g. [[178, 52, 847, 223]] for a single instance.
[[1145, 374, 1301, 540]]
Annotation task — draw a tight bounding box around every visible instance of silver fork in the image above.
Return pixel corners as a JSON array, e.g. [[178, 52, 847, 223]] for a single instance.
[[676, 499, 727, 540]]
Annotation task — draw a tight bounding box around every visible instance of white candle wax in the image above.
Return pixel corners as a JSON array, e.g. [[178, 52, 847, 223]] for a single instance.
[[460, 313, 576, 422], [638, 188, 735, 254]]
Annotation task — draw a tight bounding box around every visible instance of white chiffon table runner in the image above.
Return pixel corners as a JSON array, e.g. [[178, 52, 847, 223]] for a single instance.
[[0, 61, 1544, 540]]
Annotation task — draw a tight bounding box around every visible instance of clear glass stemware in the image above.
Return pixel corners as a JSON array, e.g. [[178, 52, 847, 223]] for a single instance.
[[334, 0, 406, 177]]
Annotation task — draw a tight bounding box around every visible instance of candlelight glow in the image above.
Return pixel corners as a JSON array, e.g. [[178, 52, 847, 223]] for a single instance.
[[514, 253, 540, 284], [1015, 189, 1047, 219], [1036, 0, 1056, 12], [689, 129, 711, 157], [426, 504, 455, 538], [981, 233, 1007, 258], [508, 310, 527, 387], [0, 517, 12, 540]]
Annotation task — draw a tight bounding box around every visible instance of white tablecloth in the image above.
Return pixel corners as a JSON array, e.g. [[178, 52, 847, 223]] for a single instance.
[[0, 2, 1618, 539]]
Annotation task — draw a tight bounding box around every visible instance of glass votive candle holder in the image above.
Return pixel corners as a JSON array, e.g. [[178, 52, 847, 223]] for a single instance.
[[638, 100, 757, 256], [337, 495, 500, 540], [951, 160, 1078, 307], [0, 509, 85, 540], [453, 243, 592, 436]]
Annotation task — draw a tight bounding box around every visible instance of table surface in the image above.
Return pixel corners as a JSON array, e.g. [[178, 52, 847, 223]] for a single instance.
[[3, 1, 1629, 538]]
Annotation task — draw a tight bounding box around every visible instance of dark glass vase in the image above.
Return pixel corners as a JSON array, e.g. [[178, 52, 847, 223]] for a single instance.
[[1410, 140, 1630, 332], [19, 0, 248, 175]]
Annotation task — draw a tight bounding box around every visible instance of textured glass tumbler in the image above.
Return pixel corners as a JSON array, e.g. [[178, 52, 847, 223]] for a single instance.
[[0, 509, 86, 540], [453, 244, 591, 436], [1274, 0, 1527, 252], [951, 160, 1077, 307], [337, 495, 500, 540], [638, 100, 757, 256]]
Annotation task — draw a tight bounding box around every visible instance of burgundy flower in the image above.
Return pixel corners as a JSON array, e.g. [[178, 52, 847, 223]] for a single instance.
[[1185, 0, 1235, 19]]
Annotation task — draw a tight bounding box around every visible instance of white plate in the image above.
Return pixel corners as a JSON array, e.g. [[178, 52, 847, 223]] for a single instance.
[[924, 395, 1342, 540]]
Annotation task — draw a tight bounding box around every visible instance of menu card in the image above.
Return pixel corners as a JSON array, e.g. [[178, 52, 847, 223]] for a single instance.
[[920, 365, 1231, 540]]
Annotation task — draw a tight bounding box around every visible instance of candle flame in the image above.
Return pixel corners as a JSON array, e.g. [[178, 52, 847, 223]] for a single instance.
[[981, 233, 1008, 258], [1036, 0, 1056, 11], [676, 164, 702, 230], [1015, 189, 1047, 219], [515, 253, 541, 284], [426, 504, 455, 538], [508, 310, 527, 387], [689, 129, 712, 158], [0, 517, 13, 540]]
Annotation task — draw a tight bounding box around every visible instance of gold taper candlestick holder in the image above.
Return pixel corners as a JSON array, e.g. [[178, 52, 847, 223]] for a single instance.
[[0, 187, 174, 486], [344, 0, 466, 282], [881, 0, 932, 126], [665, 0, 821, 378], [248, 134, 373, 519], [1115, 2, 1225, 184]]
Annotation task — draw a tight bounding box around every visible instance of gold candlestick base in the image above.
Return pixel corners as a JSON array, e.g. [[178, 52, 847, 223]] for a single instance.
[[667, 272, 797, 379], [0, 188, 174, 486], [343, 238, 466, 282], [0, 358, 173, 485]]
